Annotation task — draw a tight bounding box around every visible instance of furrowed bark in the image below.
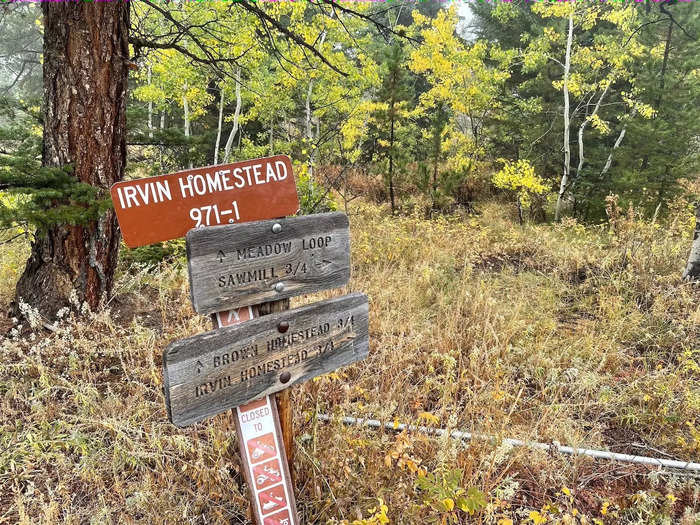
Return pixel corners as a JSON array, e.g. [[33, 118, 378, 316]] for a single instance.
[[15, 1, 129, 319]]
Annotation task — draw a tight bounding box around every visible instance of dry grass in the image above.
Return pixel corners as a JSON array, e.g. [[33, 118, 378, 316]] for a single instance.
[[1, 198, 699, 524]]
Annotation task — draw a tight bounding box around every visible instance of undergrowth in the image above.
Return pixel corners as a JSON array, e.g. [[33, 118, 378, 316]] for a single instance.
[[1, 198, 698, 524]]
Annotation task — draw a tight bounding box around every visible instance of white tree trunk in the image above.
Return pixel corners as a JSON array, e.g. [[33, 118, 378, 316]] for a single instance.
[[305, 80, 315, 178], [305, 31, 326, 179], [222, 67, 242, 164], [599, 109, 635, 178], [147, 64, 153, 139], [555, 11, 574, 222], [576, 82, 610, 180], [305, 82, 313, 141], [269, 119, 274, 155], [159, 111, 165, 168], [183, 82, 192, 169], [683, 204, 700, 281], [214, 86, 224, 165]]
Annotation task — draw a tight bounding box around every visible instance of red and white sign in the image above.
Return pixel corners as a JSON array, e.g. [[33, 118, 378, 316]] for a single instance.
[[111, 155, 299, 247], [237, 396, 297, 523], [216, 305, 255, 327], [215, 307, 298, 525], [263, 509, 292, 525]]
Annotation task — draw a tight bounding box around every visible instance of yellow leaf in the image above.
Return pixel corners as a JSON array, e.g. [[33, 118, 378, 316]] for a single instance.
[[529, 510, 547, 525], [418, 412, 439, 425], [443, 498, 454, 511]]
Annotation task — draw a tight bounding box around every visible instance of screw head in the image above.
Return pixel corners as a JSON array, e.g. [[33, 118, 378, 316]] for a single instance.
[[279, 371, 291, 384], [278, 321, 289, 333], [274, 282, 285, 292], [272, 223, 282, 234]]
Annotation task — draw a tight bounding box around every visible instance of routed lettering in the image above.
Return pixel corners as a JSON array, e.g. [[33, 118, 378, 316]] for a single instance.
[[163, 293, 369, 426]]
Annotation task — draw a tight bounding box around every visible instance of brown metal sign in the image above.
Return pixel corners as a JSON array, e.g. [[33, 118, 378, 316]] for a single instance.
[[163, 293, 369, 427], [110, 155, 299, 247], [186, 212, 351, 315]]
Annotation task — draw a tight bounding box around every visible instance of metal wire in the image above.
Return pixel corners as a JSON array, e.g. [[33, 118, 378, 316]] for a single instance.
[[316, 414, 700, 473]]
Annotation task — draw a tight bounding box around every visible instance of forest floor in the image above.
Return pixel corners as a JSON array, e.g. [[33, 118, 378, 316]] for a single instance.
[[1, 198, 699, 524]]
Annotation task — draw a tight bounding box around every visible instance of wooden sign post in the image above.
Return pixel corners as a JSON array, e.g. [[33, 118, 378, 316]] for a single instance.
[[112, 158, 370, 525], [214, 306, 299, 525], [111, 157, 302, 524]]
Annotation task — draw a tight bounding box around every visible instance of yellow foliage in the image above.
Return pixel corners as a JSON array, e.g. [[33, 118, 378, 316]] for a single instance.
[[346, 499, 390, 525], [590, 114, 611, 135], [418, 412, 439, 425], [492, 159, 549, 208]]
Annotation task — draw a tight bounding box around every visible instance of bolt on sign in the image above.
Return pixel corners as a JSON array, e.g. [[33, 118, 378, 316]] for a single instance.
[[186, 212, 351, 315], [163, 293, 369, 427], [110, 155, 298, 247]]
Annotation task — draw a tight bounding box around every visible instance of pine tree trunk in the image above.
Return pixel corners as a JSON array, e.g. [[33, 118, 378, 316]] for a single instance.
[[641, 20, 673, 172], [15, 2, 129, 320], [388, 97, 396, 215], [682, 203, 700, 281]]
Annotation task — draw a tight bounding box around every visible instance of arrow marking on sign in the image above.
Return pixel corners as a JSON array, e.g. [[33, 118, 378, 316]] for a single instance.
[[314, 259, 333, 269]]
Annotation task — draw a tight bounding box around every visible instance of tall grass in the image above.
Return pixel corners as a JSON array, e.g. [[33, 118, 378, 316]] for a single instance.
[[1, 198, 698, 523]]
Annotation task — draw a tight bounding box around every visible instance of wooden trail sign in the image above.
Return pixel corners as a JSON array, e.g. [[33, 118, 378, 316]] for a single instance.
[[163, 293, 369, 427], [111, 155, 298, 247], [109, 156, 307, 523], [187, 212, 351, 315]]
